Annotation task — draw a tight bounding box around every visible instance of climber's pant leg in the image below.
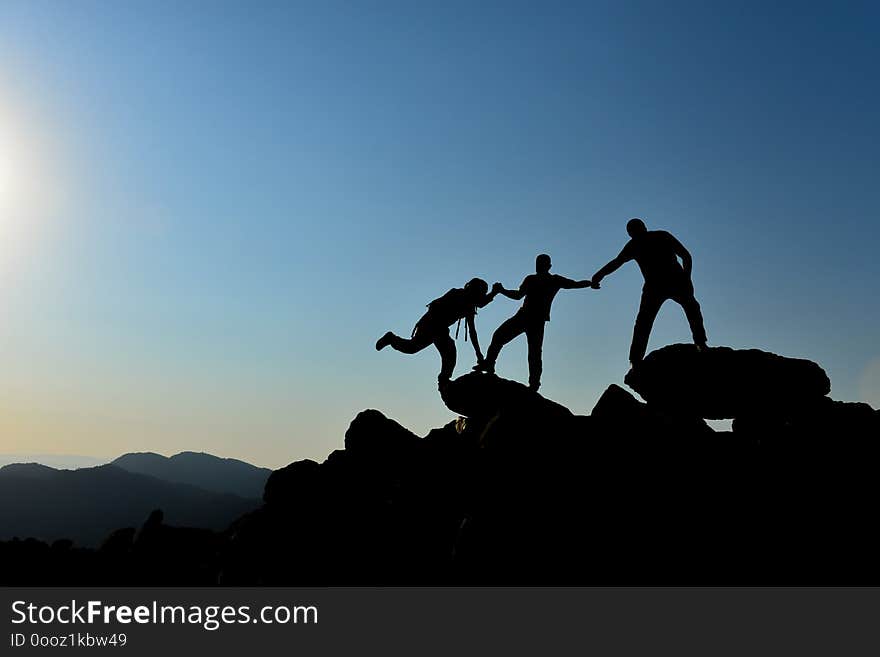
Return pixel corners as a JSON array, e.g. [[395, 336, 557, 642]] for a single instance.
[[671, 285, 707, 346], [630, 289, 666, 363], [387, 331, 433, 355], [485, 314, 528, 366], [433, 331, 457, 381], [525, 321, 546, 389]]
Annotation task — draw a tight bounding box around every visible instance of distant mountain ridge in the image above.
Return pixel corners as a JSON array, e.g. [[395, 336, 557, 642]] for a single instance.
[[0, 463, 259, 547], [112, 451, 272, 499], [0, 454, 108, 470], [0, 463, 58, 478]]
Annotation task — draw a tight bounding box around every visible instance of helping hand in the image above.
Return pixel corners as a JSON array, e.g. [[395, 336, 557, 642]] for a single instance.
[[491, 282, 504, 294]]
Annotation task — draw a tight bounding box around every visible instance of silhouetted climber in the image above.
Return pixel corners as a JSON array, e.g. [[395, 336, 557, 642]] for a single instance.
[[376, 278, 497, 387], [591, 218, 707, 366], [475, 254, 592, 391]]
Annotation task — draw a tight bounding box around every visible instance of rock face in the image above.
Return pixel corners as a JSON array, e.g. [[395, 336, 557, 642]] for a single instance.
[[222, 410, 477, 585], [220, 366, 877, 586], [591, 384, 713, 437], [2, 345, 877, 586], [624, 344, 831, 419]]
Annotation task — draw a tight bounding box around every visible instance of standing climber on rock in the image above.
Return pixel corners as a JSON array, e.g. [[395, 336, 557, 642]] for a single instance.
[[591, 218, 707, 367], [474, 254, 592, 392], [376, 278, 498, 387]]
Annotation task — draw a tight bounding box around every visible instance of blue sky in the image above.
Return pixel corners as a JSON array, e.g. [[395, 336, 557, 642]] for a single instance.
[[0, 1, 877, 467]]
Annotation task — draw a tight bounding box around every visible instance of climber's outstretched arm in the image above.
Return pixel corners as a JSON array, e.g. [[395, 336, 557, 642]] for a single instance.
[[477, 289, 500, 308], [558, 276, 593, 289], [493, 282, 526, 301], [466, 314, 484, 363], [592, 246, 633, 287]]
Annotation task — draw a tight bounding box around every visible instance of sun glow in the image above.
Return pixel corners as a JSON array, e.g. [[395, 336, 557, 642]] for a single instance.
[[0, 92, 66, 280], [0, 106, 50, 218], [0, 121, 20, 214]]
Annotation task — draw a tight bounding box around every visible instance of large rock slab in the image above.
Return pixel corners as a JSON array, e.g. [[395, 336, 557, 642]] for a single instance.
[[440, 372, 574, 422], [624, 344, 831, 419]]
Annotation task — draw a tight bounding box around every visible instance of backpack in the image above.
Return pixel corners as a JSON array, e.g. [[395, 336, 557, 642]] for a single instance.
[[413, 289, 474, 340]]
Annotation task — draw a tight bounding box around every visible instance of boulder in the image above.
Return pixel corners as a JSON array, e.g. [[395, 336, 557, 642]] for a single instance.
[[263, 459, 321, 506], [440, 372, 573, 423], [624, 344, 830, 419], [344, 409, 421, 460], [591, 384, 713, 437]]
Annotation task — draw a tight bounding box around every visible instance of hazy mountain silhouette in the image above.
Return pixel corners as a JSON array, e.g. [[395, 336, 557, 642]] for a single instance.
[[2, 344, 878, 585], [0, 463, 259, 547], [0, 463, 59, 479], [112, 451, 271, 499], [0, 454, 107, 469]]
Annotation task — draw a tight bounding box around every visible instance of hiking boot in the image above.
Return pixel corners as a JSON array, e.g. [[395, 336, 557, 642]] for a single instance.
[[695, 341, 708, 353], [375, 331, 394, 351], [528, 381, 540, 392]]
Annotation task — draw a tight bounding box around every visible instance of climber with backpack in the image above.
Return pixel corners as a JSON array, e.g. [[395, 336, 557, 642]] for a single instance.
[[376, 278, 498, 387]]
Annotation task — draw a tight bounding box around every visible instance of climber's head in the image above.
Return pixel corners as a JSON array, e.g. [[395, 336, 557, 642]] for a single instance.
[[464, 277, 489, 301], [536, 253, 552, 273], [626, 218, 647, 238]]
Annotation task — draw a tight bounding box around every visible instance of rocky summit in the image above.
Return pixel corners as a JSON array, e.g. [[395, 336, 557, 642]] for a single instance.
[[1, 344, 877, 586]]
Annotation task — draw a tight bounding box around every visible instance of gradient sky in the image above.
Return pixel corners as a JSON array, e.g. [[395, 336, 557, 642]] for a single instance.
[[0, 1, 877, 468]]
